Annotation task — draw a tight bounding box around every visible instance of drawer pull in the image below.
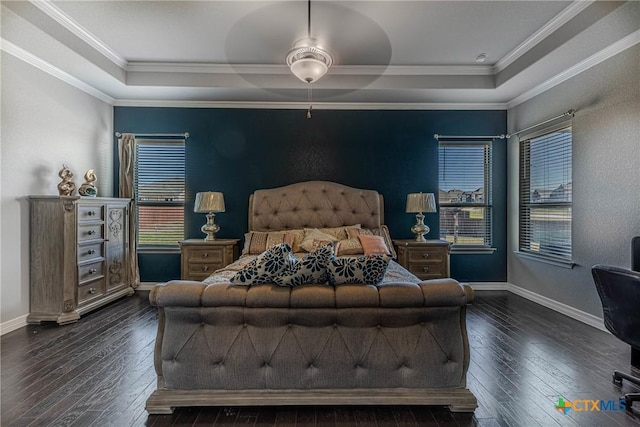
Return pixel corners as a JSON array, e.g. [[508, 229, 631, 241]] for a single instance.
[[202, 253, 209, 258], [89, 287, 97, 294], [422, 267, 430, 273], [88, 249, 96, 255], [203, 266, 209, 272], [88, 211, 96, 216], [88, 230, 96, 236], [422, 253, 430, 259], [89, 268, 97, 274]]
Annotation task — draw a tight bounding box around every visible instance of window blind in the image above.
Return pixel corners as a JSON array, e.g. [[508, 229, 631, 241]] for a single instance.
[[438, 141, 492, 247], [519, 127, 572, 260], [134, 139, 186, 249]]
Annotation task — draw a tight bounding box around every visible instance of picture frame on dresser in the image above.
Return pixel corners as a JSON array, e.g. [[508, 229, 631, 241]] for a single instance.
[[28, 196, 135, 325]]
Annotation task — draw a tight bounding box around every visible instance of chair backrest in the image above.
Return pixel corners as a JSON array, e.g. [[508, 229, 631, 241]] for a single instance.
[[592, 265, 640, 348]]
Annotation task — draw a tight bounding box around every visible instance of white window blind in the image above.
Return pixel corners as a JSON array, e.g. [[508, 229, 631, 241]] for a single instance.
[[134, 139, 186, 250], [519, 126, 572, 260], [438, 141, 492, 247]]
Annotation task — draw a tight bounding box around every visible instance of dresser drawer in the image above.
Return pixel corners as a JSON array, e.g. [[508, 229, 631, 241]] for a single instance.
[[78, 261, 105, 285], [77, 205, 104, 222], [407, 247, 446, 263], [186, 247, 224, 263], [77, 279, 105, 305], [78, 224, 104, 242], [406, 262, 447, 279], [77, 242, 104, 263]]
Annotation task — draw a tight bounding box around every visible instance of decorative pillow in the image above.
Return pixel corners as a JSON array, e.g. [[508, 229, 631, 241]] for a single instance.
[[335, 237, 364, 256], [303, 225, 361, 241], [274, 243, 335, 287], [300, 229, 339, 252], [231, 243, 298, 285], [358, 235, 390, 255], [327, 254, 391, 285], [242, 231, 296, 255], [347, 225, 397, 259]]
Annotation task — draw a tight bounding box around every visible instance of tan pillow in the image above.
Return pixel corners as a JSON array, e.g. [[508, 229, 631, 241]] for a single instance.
[[358, 235, 390, 255], [335, 238, 364, 256], [300, 229, 339, 252], [347, 226, 397, 259], [242, 231, 295, 255], [304, 224, 361, 240]]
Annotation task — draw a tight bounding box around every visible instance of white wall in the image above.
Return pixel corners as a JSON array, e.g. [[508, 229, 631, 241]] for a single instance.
[[507, 45, 640, 317], [0, 52, 114, 325]]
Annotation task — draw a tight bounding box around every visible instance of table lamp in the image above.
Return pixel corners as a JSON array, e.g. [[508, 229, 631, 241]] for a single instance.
[[406, 192, 437, 242], [194, 192, 225, 241]]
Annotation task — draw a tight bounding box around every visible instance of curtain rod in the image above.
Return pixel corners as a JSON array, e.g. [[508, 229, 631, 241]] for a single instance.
[[507, 109, 575, 138], [434, 134, 507, 140], [115, 132, 189, 138]]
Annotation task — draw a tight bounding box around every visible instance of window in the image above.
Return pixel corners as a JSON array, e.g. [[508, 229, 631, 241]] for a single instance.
[[134, 139, 186, 250], [519, 126, 572, 261], [438, 140, 492, 248]]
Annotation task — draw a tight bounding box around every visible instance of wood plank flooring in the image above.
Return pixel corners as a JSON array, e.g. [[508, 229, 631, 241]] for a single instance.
[[2, 290, 640, 426]]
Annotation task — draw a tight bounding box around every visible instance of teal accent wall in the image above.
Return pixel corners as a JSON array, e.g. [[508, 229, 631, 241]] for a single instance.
[[114, 107, 507, 283]]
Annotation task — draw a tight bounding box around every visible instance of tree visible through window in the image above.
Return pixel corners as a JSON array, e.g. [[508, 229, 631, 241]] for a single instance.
[[134, 139, 185, 250], [438, 141, 492, 247], [519, 126, 572, 260]]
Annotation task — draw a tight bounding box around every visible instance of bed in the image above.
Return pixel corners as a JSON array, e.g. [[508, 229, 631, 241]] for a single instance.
[[145, 181, 477, 413]]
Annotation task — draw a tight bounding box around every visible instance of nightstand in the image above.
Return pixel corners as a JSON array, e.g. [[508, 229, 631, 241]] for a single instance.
[[393, 239, 451, 280], [179, 239, 239, 281]]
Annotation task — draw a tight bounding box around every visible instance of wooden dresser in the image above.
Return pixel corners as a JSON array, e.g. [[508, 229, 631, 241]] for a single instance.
[[180, 239, 239, 281], [28, 196, 134, 325], [393, 239, 451, 280]]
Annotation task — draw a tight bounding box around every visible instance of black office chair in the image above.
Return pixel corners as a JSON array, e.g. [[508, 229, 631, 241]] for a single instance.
[[592, 264, 640, 410]]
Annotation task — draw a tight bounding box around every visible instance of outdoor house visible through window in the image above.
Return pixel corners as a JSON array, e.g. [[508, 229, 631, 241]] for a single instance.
[[134, 139, 186, 250], [519, 126, 572, 261], [438, 140, 492, 249]]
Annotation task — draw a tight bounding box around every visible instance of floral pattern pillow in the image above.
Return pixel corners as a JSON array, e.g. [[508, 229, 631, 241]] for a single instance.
[[327, 254, 391, 285], [230, 243, 298, 285], [273, 243, 335, 287]]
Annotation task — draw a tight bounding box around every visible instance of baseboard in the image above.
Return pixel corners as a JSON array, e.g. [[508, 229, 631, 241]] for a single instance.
[[0, 314, 28, 336], [467, 282, 510, 291]]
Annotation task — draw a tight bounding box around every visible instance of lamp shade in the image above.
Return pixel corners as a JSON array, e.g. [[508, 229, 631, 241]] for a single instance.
[[194, 192, 225, 213], [406, 193, 436, 213]]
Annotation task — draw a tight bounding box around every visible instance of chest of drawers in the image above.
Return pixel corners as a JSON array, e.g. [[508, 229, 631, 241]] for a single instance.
[[394, 239, 451, 280], [28, 196, 134, 324], [180, 239, 239, 281]]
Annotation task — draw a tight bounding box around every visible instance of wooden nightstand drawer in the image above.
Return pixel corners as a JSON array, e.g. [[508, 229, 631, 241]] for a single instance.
[[407, 247, 446, 263], [180, 239, 239, 281], [186, 247, 224, 263], [406, 262, 447, 279]]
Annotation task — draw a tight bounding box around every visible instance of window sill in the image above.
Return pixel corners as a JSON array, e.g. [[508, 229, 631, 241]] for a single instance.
[[450, 246, 497, 255], [514, 251, 576, 269]]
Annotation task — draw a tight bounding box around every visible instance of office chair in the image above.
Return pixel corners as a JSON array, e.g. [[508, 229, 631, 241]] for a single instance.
[[592, 264, 640, 410]]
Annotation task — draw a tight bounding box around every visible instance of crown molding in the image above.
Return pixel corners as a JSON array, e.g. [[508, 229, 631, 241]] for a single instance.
[[29, 0, 128, 69], [507, 29, 640, 109], [1, 38, 115, 105], [113, 99, 507, 110], [494, 0, 594, 73]]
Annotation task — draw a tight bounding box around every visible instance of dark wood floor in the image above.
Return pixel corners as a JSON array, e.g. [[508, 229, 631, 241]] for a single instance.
[[2, 290, 640, 427]]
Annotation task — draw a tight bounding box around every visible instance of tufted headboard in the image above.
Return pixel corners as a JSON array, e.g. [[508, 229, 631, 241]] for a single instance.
[[248, 181, 384, 231]]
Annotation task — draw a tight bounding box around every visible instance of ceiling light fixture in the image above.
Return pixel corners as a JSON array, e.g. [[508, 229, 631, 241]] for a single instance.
[[475, 53, 487, 63], [286, 0, 332, 118]]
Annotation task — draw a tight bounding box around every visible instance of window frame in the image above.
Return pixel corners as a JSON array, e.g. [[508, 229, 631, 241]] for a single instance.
[[133, 138, 186, 253], [438, 139, 495, 253], [517, 121, 574, 266]]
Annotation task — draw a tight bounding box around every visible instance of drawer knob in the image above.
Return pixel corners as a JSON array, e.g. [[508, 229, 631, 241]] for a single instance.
[[89, 287, 97, 294], [88, 230, 96, 235], [422, 253, 430, 259], [89, 268, 97, 274], [88, 211, 96, 216], [423, 267, 430, 272], [88, 249, 96, 255], [202, 253, 209, 258], [203, 266, 209, 272]]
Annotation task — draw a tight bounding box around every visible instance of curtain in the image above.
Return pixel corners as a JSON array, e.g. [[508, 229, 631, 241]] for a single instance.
[[118, 133, 140, 287]]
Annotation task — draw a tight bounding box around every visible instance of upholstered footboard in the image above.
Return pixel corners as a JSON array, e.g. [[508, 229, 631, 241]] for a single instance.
[[145, 279, 477, 413]]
